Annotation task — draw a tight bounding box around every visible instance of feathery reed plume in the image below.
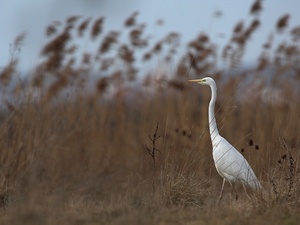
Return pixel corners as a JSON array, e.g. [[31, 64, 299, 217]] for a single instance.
[[46, 22, 60, 37], [100, 58, 115, 71], [46, 24, 57, 37], [0, 60, 17, 85], [91, 17, 104, 40], [44, 69, 69, 101], [96, 77, 109, 94], [233, 21, 244, 35], [78, 17, 91, 37], [276, 14, 290, 32], [66, 16, 81, 25], [124, 11, 139, 27], [82, 53, 91, 65], [250, 0, 263, 15], [65, 45, 78, 55], [42, 25, 71, 71], [290, 26, 300, 42], [98, 31, 119, 54], [152, 41, 162, 53], [129, 26, 148, 47], [118, 45, 134, 64], [13, 31, 27, 52], [142, 52, 152, 61], [256, 54, 269, 71], [244, 19, 260, 40]]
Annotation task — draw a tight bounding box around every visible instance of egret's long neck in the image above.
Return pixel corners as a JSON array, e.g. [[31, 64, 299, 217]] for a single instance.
[[208, 83, 219, 143]]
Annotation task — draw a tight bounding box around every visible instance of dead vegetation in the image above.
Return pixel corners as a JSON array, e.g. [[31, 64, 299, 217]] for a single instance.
[[0, 1, 300, 224]]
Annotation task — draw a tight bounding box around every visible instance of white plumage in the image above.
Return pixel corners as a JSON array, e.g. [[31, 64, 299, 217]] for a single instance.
[[189, 77, 262, 203]]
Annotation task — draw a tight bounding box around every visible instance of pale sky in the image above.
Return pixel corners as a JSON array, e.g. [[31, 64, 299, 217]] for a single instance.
[[1, 0, 300, 71]]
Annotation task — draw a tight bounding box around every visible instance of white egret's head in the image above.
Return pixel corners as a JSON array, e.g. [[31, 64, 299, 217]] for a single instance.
[[188, 77, 216, 86]]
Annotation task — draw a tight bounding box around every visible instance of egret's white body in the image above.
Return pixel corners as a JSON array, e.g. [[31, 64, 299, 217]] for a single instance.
[[189, 77, 262, 202]]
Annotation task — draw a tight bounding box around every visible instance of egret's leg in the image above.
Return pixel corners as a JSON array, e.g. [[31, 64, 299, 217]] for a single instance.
[[242, 184, 251, 200], [218, 178, 226, 205], [231, 183, 238, 200], [228, 182, 238, 200]]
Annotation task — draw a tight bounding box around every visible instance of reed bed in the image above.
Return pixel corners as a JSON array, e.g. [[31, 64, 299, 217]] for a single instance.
[[0, 1, 300, 224]]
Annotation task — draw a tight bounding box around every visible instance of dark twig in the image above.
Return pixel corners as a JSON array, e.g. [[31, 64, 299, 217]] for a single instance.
[[145, 123, 160, 194], [287, 151, 295, 200]]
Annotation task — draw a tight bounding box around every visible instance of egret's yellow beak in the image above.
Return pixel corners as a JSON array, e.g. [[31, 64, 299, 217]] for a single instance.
[[188, 79, 203, 83]]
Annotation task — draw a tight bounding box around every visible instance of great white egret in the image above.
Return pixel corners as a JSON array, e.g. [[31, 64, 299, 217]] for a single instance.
[[188, 77, 262, 204]]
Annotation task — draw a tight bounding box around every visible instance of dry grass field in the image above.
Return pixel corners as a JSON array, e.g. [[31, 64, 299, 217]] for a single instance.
[[0, 1, 300, 224]]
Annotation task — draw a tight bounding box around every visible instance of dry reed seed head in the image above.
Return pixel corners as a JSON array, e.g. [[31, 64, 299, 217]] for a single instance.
[[287, 44, 300, 57], [290, 26, 300, 42], [78, 17, 92, 37], [45, 21, 61, 37], [249, 19, 261, 33], [82, 53, 91, 65], [188, 41, 203, 51], [65, 45, 78, 55], [124, 11, 139, 27], [233, 21, 244, 34], [152, 42, 162, 53], [256, 55, 269, 71], [31, 68, 45, 88], [129, 27, 148, 47], [45, 75, 68, 101], [263, 34, 274, 49], [126, 66, 138, 81], [255, 145, 259, 150], [100, 58, 115, 71], [66, 16, 81, 25], [43, 54, 64, 71], [250, 0, 263, 15], [96, 77, 109, 94], [242, 19, 260, 43], [222, 44, 232, 60], [241, 148, 245, 153], [111, 70, 122, 81], [165, 32, 181, 44], [197, 34, 209, 43], [91, 17, 104, 40], [98, 31, 120, 54], [0, 60, 17, 85], [45, 24, 57, 37], [66, 58, 76, 68], [142, 52, 152, 61], [276, 14, 290, 32], [118, 45, 135, 64], [42, 30, 71, 56], [13, 31, 27, 52]]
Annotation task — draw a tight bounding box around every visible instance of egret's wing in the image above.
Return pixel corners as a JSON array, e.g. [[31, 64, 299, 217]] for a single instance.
[[213, 137, 261, 189]]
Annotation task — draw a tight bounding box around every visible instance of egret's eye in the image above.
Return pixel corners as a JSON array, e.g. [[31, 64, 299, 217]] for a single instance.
[[202, 79, 206, 82]]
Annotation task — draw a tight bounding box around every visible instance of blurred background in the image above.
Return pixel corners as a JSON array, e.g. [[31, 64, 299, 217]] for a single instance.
[[1, 0, 300, 71]]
